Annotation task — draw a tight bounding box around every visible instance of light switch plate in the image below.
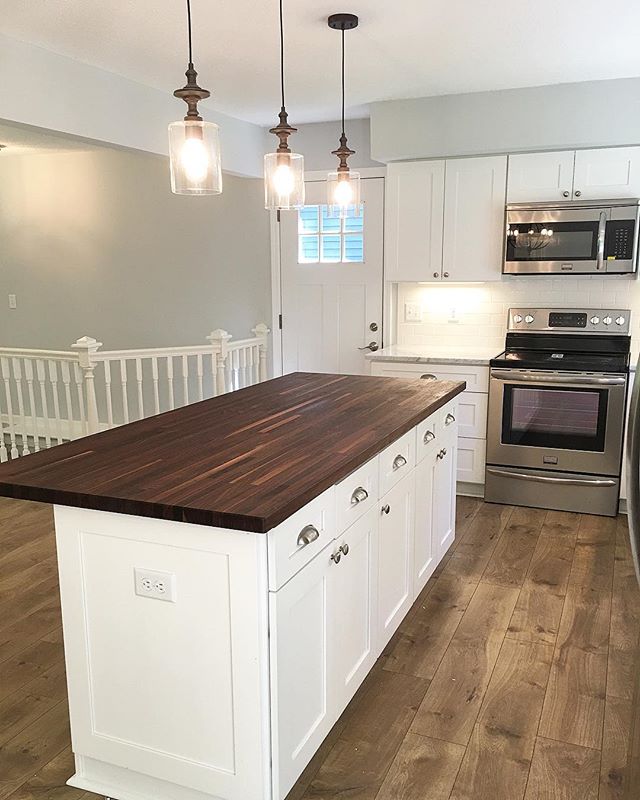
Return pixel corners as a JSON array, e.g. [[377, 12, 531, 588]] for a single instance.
[[8, 294, 16, 309], [134, 567, 176, 602], [404, 302, 422, 322]]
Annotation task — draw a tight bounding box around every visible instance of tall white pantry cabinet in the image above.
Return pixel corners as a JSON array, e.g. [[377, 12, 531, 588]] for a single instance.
[[54, 398, 460, 800]]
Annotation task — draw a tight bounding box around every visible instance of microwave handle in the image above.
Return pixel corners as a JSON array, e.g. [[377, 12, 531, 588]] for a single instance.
[[596, 211, 607, 271]]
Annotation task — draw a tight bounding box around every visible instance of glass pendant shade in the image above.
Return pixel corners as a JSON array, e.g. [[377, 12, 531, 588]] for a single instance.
[[327, 170, 361, 218], [264, 151, 305, 210], [168, 119, 222, 195]]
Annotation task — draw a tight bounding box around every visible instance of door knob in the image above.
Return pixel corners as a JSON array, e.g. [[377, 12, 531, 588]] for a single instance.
[[358, 341, 379, 352]]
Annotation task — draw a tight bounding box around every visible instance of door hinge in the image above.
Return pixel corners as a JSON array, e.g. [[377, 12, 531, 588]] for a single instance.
[[278, 313, 283, 330]]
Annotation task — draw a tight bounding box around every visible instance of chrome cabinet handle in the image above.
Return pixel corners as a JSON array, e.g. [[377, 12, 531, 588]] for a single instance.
[[331, 550, 342, 564], [486, 468, 616, 487], [445, 413, 456, 426], [443, 272, 450, 278], [423, 430, 435, 444], [358, 341, 379, 352], [436, 448, 447, 460], [420, 373, 437, 381], [596, 210, 607, 271], [490, 369, 626, 387], [381, 504, 390, 515], [340, 543, 350, 556], [297, 525, 320, 547], [574, 190, 582, 197], [392, 454, 407, 470], [562, 190, 570, 198], [433, 272, 439, 278], [351, 486, 369, 505]]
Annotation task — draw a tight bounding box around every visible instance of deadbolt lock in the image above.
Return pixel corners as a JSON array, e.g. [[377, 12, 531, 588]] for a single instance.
[[369, 322, 378, 332]]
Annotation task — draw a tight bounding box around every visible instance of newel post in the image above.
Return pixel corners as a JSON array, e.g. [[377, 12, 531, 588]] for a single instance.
[[207, 329, 232, 395], [252, 323, 270, 383], [71, 336, 102, 435]]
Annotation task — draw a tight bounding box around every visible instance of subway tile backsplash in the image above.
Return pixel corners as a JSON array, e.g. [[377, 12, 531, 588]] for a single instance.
[[396, 277, 640, 355]]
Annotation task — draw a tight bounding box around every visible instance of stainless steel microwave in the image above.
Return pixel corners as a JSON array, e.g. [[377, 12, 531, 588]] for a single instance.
[[503, 199, 640, 275]]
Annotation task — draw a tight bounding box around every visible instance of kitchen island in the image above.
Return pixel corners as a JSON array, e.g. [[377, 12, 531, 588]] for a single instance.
[[0, 372, 464, 800]]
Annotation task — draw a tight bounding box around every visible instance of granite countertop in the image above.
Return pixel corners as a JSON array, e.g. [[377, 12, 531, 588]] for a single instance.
[[365, 345, 498, 366], [0, 373, 465, 533]]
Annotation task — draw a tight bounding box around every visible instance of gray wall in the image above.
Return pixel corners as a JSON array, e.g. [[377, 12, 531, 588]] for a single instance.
[[370, 77, 640, 162], [0, 147, 271, 350], [293, 118, 382, 171]]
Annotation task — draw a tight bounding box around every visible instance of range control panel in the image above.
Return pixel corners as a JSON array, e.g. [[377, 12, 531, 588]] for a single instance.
[[508, 307, 631, 335]]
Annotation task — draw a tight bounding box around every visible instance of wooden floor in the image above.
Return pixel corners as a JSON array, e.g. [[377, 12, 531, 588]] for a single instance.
[[1, 497, 639, 800]]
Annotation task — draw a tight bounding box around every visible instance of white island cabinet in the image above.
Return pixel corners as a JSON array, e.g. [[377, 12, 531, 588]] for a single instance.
[[13, 375, 463, 800]]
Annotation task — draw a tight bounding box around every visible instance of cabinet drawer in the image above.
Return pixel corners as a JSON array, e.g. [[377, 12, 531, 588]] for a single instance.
[[267, 487, 336, 591], [457, 437, 486, 484], [335, 457, 379, 535], [457, 393, 488, 439], [370, 361, 489, 393], [379, 429, 415, 497]]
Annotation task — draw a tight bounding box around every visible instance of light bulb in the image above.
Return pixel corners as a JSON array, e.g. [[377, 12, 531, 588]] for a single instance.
[[272, 163, 295, 197], [333, 178, 354, 207], [180, 136, 209, 183]]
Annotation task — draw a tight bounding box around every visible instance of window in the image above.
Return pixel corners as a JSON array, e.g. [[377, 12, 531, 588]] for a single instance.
[[298, 204, 364, 264]]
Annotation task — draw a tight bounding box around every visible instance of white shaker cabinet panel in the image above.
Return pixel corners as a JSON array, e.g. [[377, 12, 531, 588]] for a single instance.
[[442, 155, 507, 282], [413, 449, 437, 595], [573, 147, 640, 200], [507, 151, 575, 203], [434, 420, 458, 560], [385, 160, 445, 282], [457, 437, 486, 485]]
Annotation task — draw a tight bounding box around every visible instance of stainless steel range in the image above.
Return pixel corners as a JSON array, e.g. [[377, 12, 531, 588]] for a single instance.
[[485, 307, 631, 516]]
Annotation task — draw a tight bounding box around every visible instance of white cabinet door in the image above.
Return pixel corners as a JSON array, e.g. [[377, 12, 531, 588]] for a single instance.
[[385, 160, 445, 282], [329, 509, 378, 710], [434, 421, 458, 559], [413, 445, 437, 595], [573, 147, 640, 200], [457, 437, 486, 485], [269, 545, 334, 800], [442, 155, 507, 282], [377, 471, 415, 647], [507, 151, 575, 203]]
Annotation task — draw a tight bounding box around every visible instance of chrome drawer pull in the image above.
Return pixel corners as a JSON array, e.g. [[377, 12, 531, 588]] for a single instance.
[[381, 504, 391, 515], [297, 525, 320, 547], [436, 448, 447, 460], [392, 454, 407, 470], [445, 413, 456, 426], [331, 550, 342, 564], [351, 486, 369, 505], [423, 430, 435, 444], [339, 543, 350, 556], [420, 373, 437, 381]]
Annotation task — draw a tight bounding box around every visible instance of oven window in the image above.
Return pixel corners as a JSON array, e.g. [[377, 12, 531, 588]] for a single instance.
[[505, 221, 598, 262], [502, 385, 608, 451]]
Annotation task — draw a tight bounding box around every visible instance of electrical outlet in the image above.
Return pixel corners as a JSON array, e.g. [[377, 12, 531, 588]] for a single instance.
[[134, 567, 176, 602], [8, 294, 16, 309], [404, 302, 422, 322]]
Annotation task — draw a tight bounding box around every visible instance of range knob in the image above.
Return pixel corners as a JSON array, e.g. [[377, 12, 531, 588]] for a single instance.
[[525, 314, 534, 324], [513, 314, 523, 323], [590, 315, 600, 325], [616, 315, 626, 326], [603, 316, 612, 325]]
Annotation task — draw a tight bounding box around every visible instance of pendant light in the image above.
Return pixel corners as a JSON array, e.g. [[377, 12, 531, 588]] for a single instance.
[[264, 0, 304, 210], [168, 0, 222, 195], [327, 13, 360, 218]]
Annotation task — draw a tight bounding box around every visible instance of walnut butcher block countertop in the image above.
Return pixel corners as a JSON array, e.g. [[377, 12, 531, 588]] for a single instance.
[[0, 373, 465, 532]]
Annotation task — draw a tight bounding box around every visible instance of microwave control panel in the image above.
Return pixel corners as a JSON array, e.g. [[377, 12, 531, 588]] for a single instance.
[[605, 220, 636, 260]]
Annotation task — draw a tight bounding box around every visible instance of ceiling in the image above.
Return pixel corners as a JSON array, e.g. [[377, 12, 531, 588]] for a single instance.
[[2, 0, 640, 126]]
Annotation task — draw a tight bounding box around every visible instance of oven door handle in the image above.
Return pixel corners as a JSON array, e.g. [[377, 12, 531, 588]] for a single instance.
[[486, 468, 617, 488], [596, 210, 607, 272], [490, 370, 626, 386]]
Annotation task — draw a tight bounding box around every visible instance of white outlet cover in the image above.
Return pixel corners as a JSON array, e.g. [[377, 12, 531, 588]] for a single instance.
[[134, 567, 176, 602], [404, 302, 422, 322]]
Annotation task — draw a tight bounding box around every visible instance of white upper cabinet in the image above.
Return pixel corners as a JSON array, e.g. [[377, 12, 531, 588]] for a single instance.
[[385, 160, 445, 282], [573, 147, 640, 200], [507, 151, 575, 203], [442, 155, 507, 283], [507, 146, 640, 204]]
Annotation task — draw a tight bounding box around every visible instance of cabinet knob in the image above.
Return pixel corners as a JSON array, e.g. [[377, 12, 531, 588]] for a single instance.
[[562, 190, 570, 198], [574, 190, 582, 197], [392, 454, 407, 471], [437, 448, 447, 460], [381, 504, 391, 515], [433, 272, 439, 278], [340, 543, 350, 556], [297, 525, 320, 547], [443, 272, 450, 278], [445, 413, 456, 426], [423, 430, 435, 444], [351, 486, 369, 505], [330, 550, 342, 564]]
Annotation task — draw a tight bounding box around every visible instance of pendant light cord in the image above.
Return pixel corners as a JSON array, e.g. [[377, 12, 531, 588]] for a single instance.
[[186, 0, 193, 65], [341, 28, 345, 137], [279, 0, 286, 109]]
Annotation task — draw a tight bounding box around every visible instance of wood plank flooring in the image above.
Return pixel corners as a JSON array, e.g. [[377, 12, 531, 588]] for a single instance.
[[0, 496, 639, 800]]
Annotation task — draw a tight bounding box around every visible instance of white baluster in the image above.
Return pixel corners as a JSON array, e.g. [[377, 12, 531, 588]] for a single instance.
[[12, 358, 30, 455], [135, 358, 144, 419], [48, 361, 64, 445], [167, 357, 175, 410], [151, 358, 160, 414], [196, 354, 204, 401], [1, 356, 17, 459], [73, 362, 87, 435], [36, 360, 52, 449], [182, 354, 189, 406], [252, 323, 270, 382], [231, 348, 240, 391], [120, 359, 129, 424], [24, 360, 39, 451], [71, 336, 102, 435], [105, 360, 114, 429], [60, 361, 74, 442], [240, 347, 248, 388], [207, 329, 231, 396]]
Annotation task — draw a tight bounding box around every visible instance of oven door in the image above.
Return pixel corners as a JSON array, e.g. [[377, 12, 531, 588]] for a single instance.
[[504, 206, 607, 274], [486, 369, 627, 475]]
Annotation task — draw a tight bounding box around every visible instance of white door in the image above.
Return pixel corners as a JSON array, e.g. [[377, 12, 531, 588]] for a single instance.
[[434, 417, 458, 559], [573, 147, 640, 200], [280, 178, 384, 375], [413, 437, 438, 596], [385, 160, 445, 282], [507, 151, 576, 203], [442, 155, 507, 282], [377, 470, 415, 648], [329, 509, 378, 710]]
